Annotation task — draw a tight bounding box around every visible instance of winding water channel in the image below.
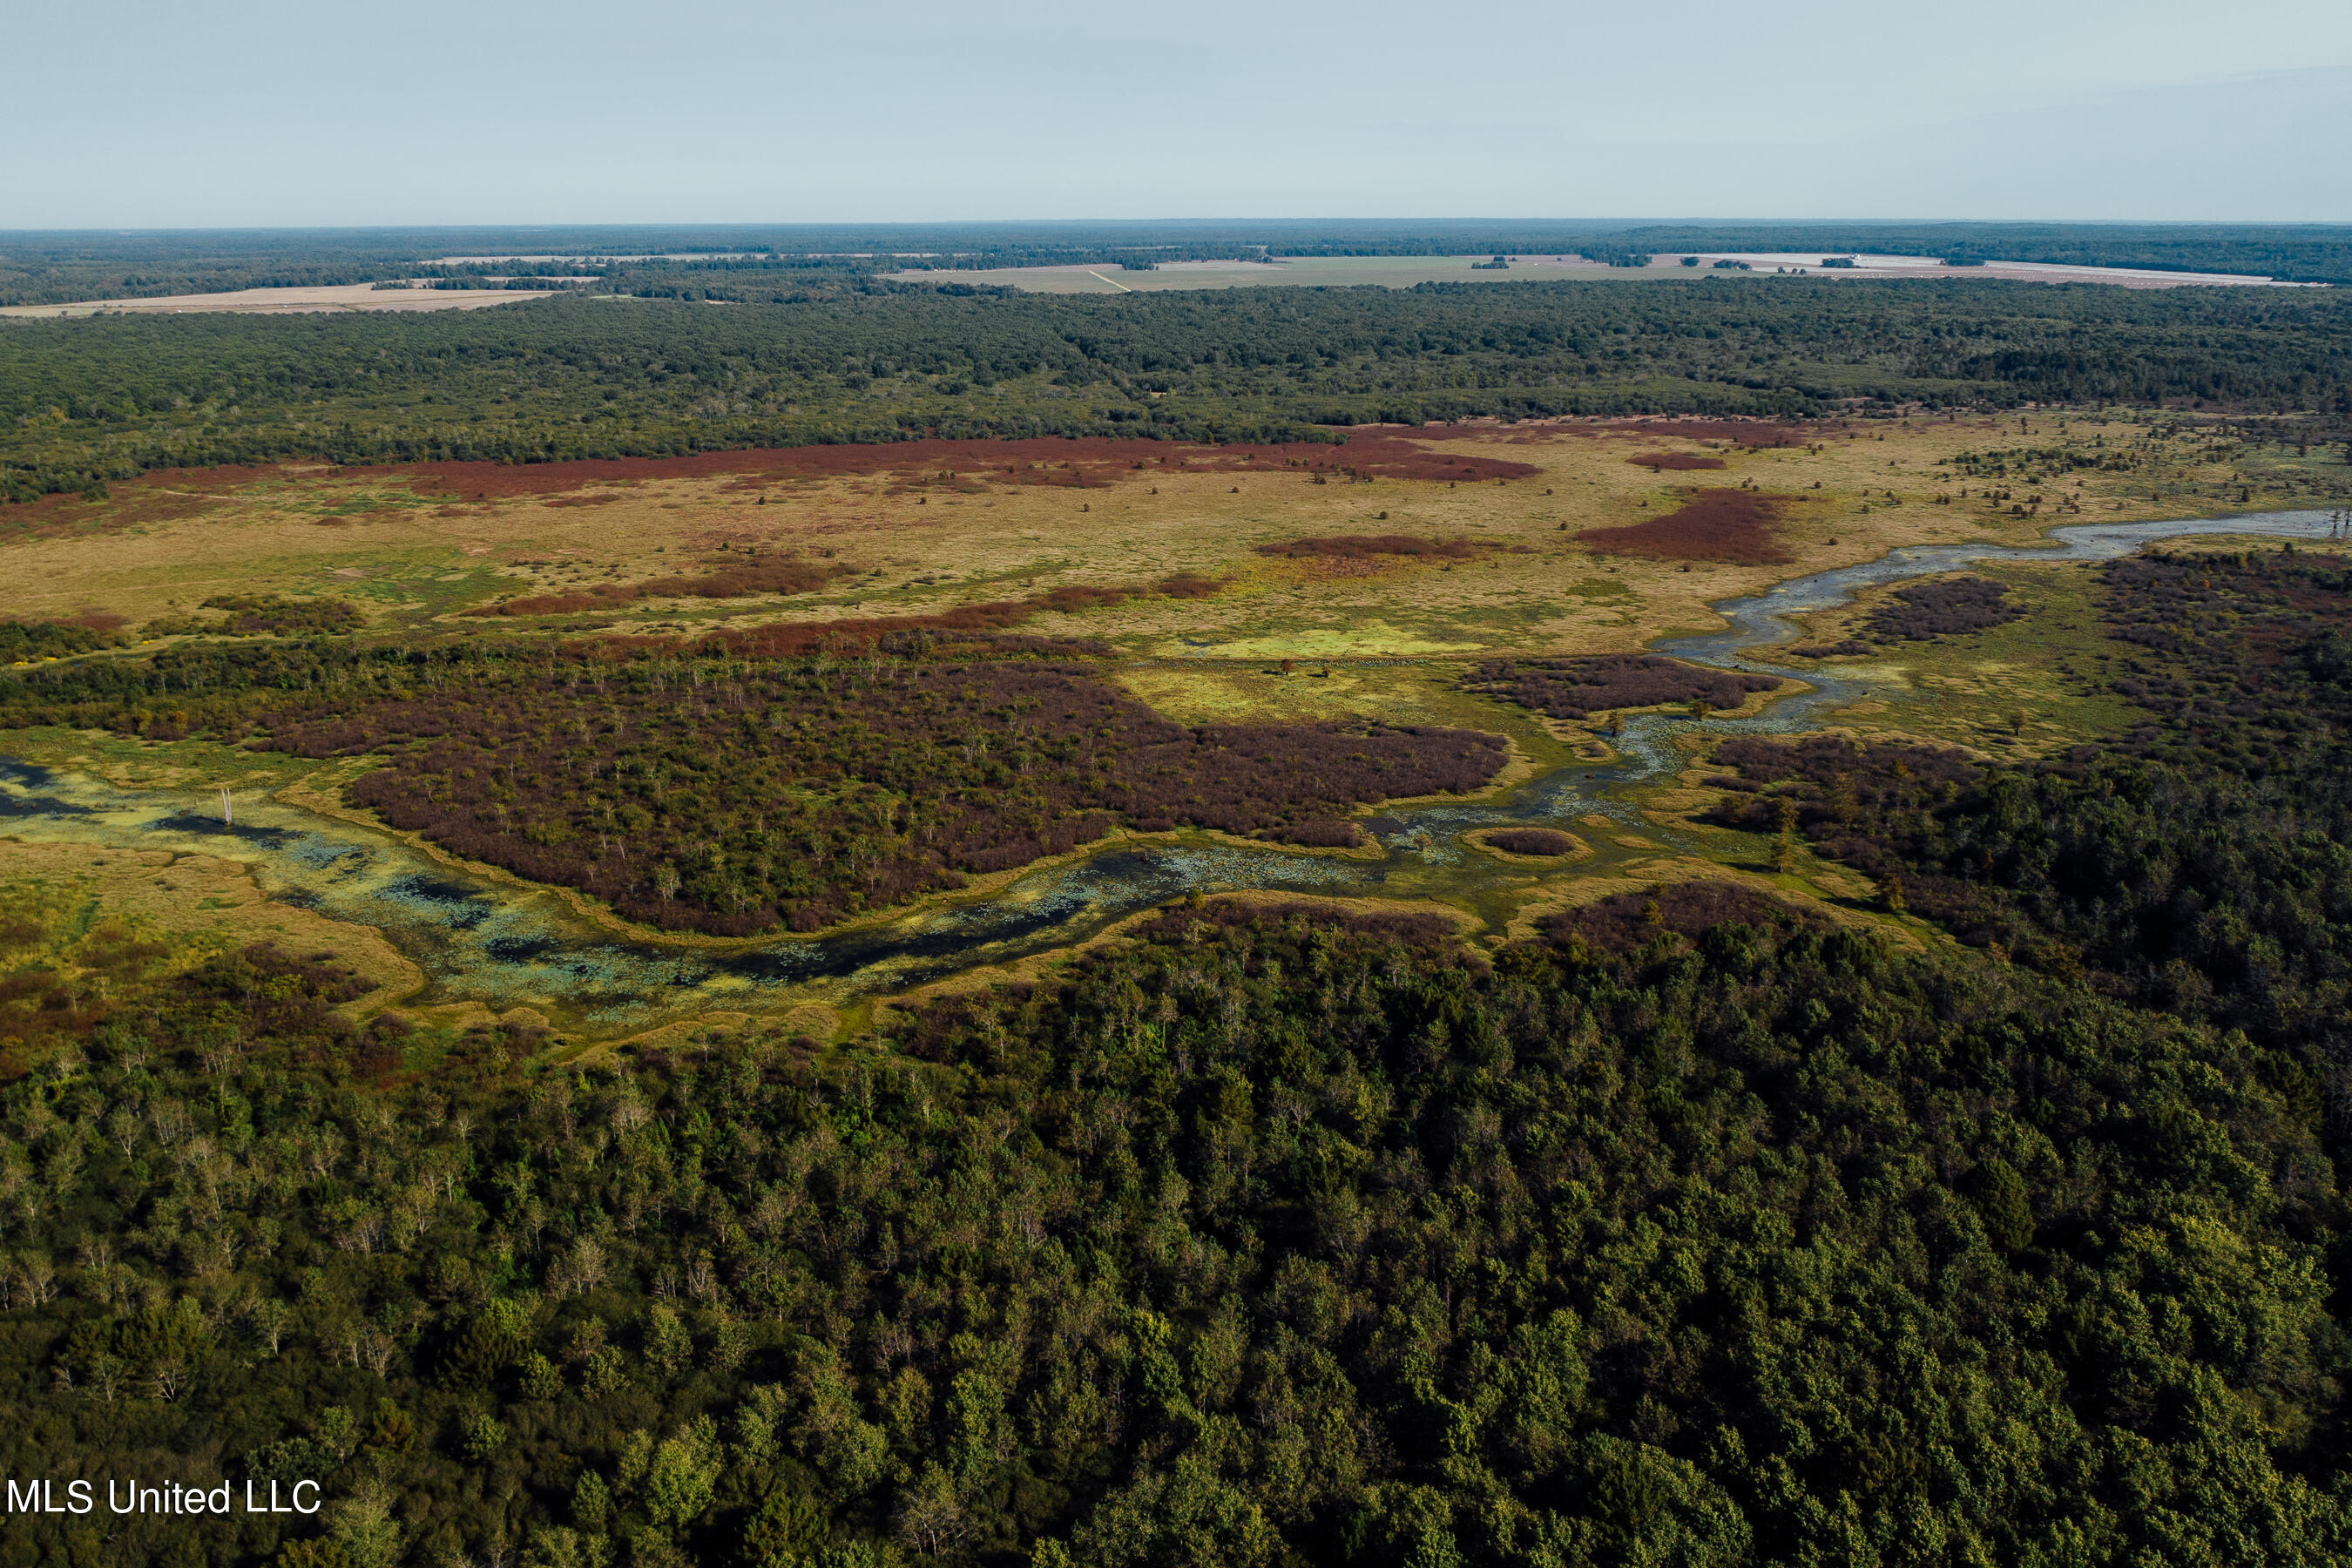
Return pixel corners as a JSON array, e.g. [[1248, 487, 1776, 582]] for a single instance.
[[3, 509, 2342, 1032]]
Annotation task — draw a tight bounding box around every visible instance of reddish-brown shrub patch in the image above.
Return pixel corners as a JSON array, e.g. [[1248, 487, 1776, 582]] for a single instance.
[[597, 571, 1225, 647], [256, 430, 1541, 504], [472, 555, 851, 617], [1628, 451, 1727, 470], [1579, 489, 1790, 564], [1464, 655, 1778, 720], [1484, 828, 1581, 856], [262, 657, 1505, 936], [1274, 820, 1363, 848], [1864, 576, 2024, 642], [141, 464, 298, 491], [1041, 585, 1132, 612], [36, 429, 1540, 521]]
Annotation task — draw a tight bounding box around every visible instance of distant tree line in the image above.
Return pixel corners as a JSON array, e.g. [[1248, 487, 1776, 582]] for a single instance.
[[10, 222, 2350, 310], [8, 280, 2352, 502]]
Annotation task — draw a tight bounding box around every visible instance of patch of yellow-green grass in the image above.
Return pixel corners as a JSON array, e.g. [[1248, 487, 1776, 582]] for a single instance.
[[0, 725, 337, 795], [1115, 659, 1582, 770], [0, 841, 423, 1029]]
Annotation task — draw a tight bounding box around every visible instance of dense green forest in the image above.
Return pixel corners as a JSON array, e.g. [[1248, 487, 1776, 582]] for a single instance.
[[9, 280, 2352, 501], [3, 547, 2350, 1567], [1, 858, 2345, 1566]]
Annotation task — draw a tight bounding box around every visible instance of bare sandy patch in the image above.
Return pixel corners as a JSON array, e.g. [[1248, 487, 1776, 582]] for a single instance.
[[0, 284, 560, 319], [881, 254, 1624, 293]]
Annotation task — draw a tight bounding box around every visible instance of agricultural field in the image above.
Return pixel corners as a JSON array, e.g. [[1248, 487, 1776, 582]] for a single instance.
[[880, 253, 2317, 294], [0, 282, 569, 318], [876, 255, 1627, 292]]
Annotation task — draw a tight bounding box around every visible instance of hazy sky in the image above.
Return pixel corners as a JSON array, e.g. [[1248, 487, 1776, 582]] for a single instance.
[[10, 0, 2349, 226]]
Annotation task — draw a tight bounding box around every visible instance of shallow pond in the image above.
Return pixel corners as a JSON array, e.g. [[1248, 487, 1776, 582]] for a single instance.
[[3, 509, 2341, 1032]]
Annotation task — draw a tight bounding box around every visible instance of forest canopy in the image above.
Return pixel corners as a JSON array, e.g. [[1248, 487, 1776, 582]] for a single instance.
[[8, 279, 2352, 501]]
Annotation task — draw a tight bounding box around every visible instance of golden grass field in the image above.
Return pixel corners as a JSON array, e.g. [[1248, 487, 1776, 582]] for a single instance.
[[11, 412, 2291, 663]]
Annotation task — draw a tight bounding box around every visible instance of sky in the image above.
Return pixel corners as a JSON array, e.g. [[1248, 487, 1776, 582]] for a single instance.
[[8, 0, 2349, 227]]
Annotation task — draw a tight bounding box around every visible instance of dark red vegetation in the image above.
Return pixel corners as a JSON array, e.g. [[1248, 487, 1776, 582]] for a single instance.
[[2098, 548, 2352, 763], [1483, 827, 1581, 856], [1788, 575, 2028, 658], [1463, 655, 1779, 720], [481, 558, 1215, 631], [300, 429, 1539, 504], [1477, 828, 1579, 857], [60, 610, 130, 633], [472, 555, 852, 617], [261, 655, 1504, 936], [1867, 576, 2023, 642], [1628, 451, 1727, 471], [1256, 535, 1482, 561], [1538, 881, 1828, 958], [1580, 489, 1791, 564], [37, 432, 1538, 517]]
